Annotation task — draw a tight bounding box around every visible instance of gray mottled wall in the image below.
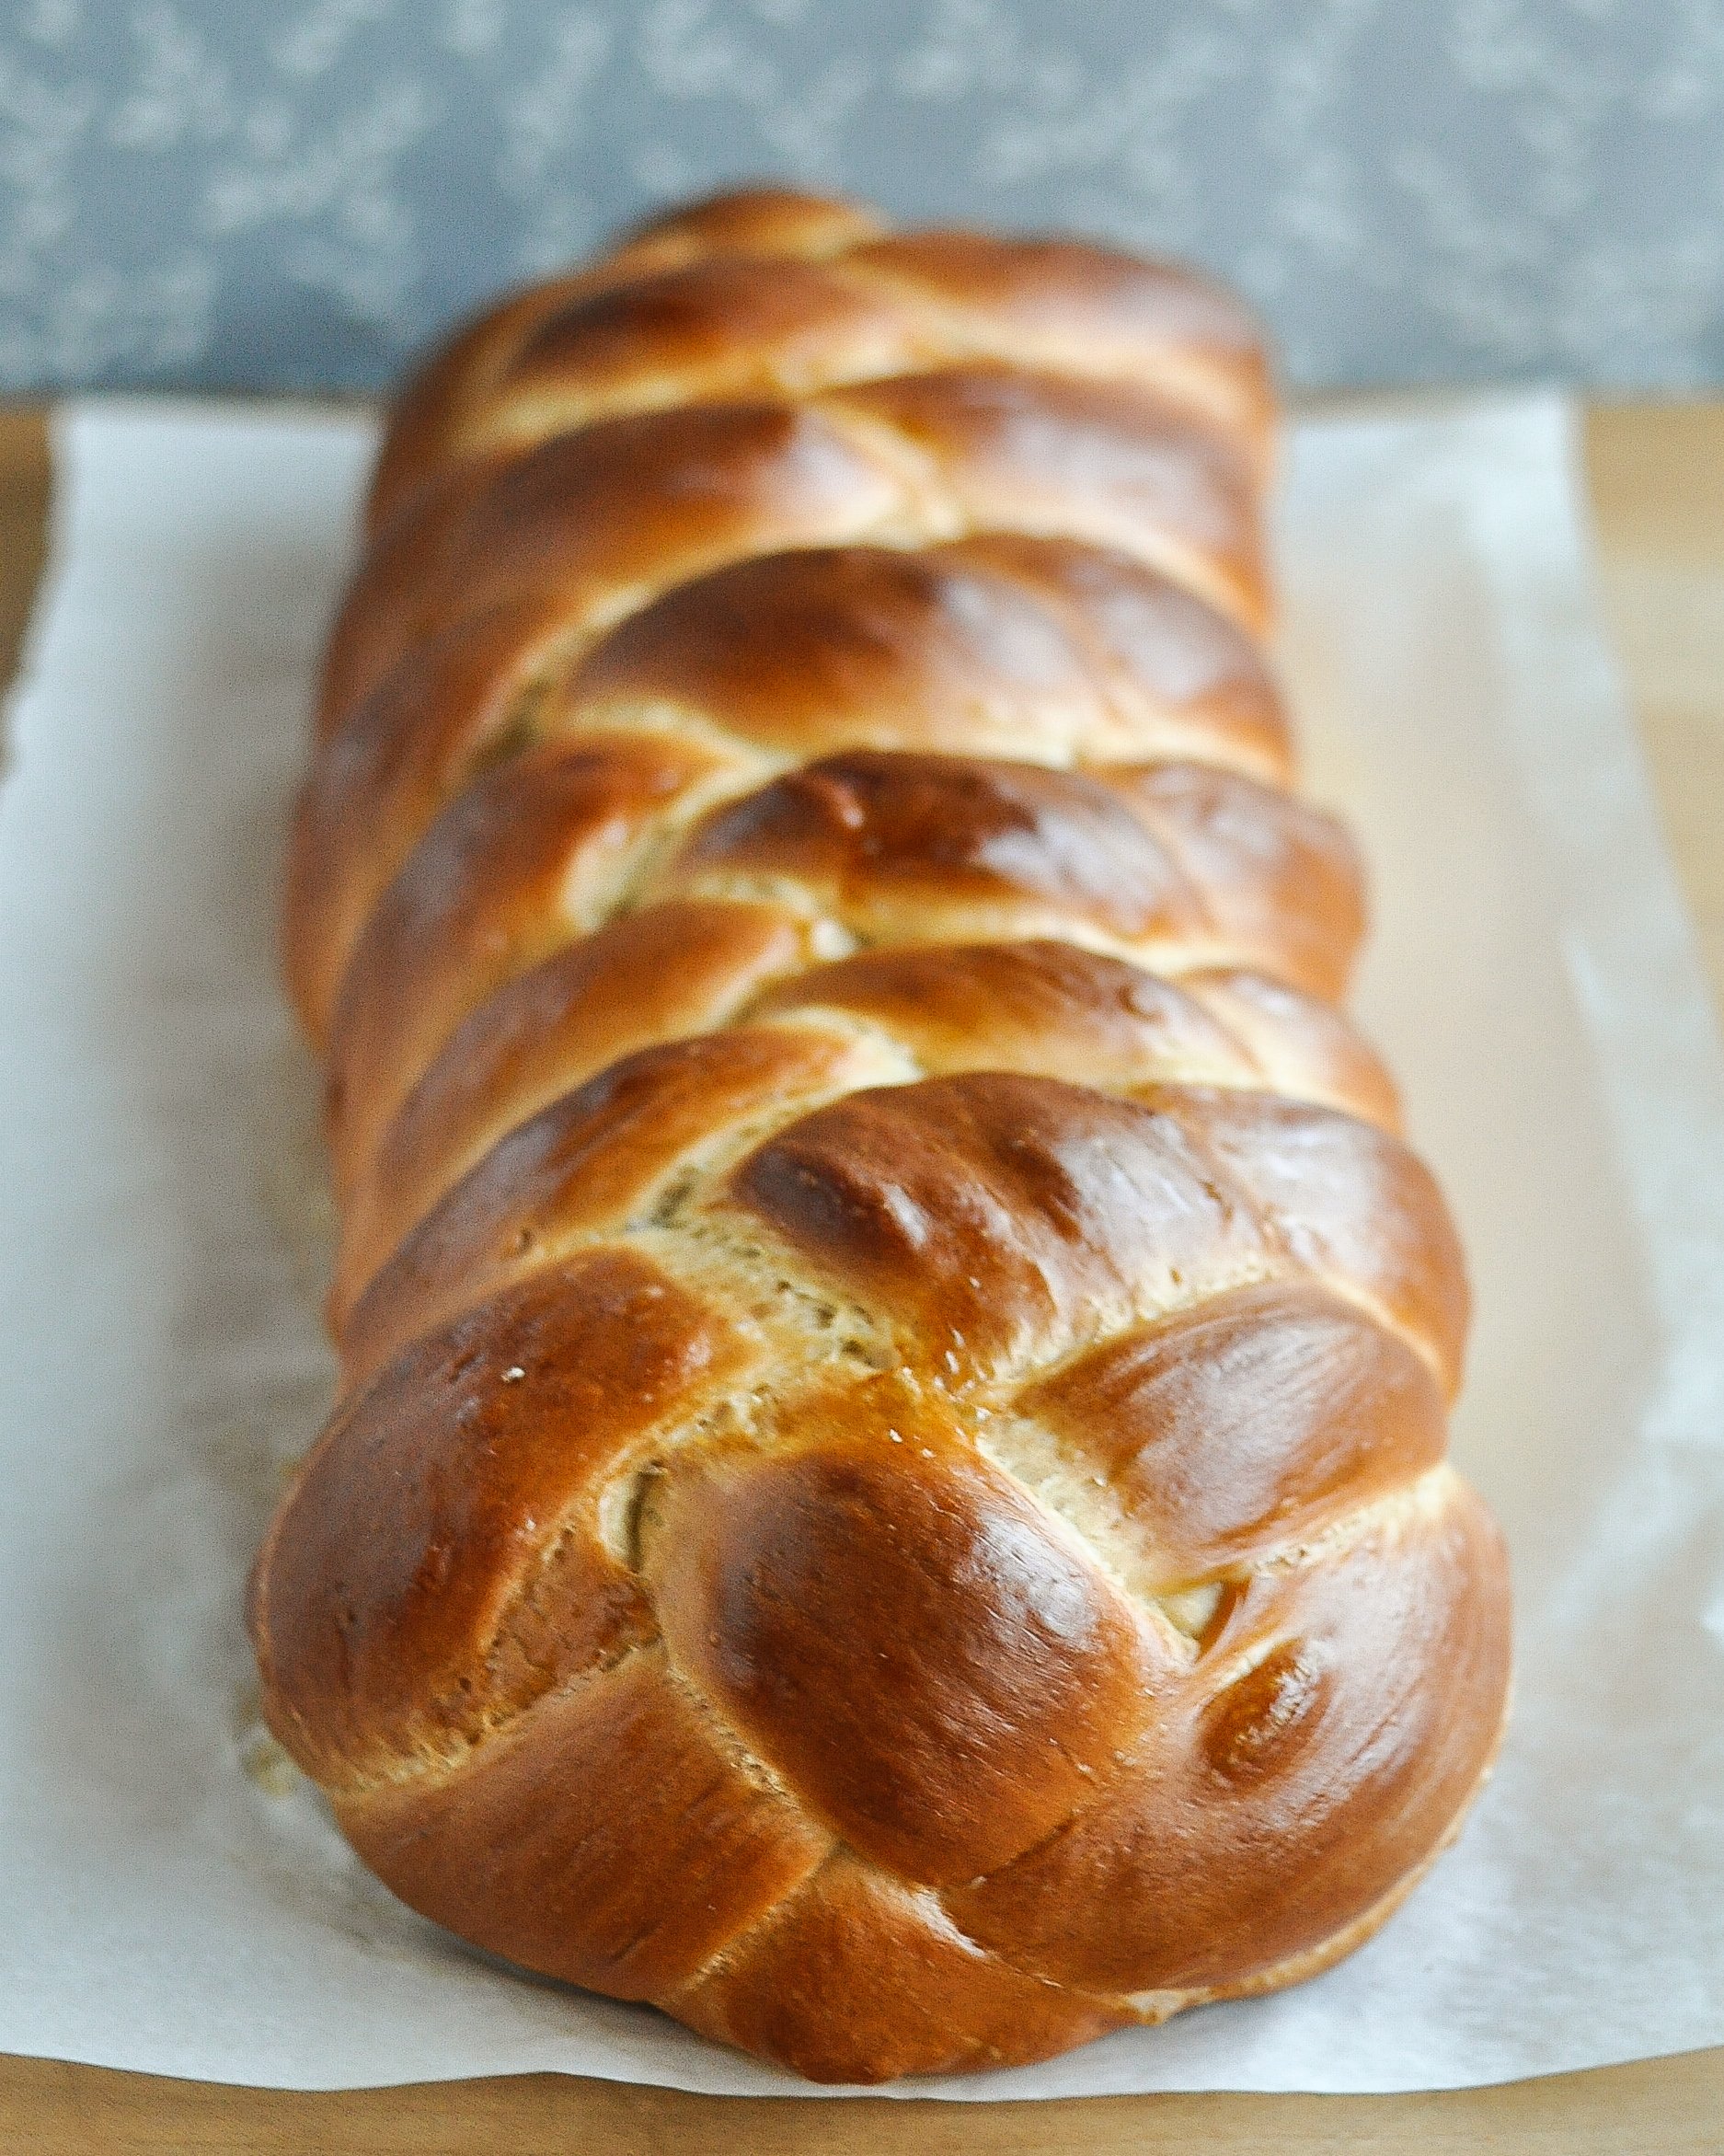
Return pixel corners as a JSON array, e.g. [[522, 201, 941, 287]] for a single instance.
[[3, 0, 1722, 396]]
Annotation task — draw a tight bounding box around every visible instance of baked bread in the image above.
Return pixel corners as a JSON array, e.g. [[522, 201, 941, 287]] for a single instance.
[[250, 184, 1512, 2085]]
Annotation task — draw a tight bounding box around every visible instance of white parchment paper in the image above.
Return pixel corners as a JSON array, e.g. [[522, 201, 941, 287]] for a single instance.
[[2, 394, 1722, 2097]]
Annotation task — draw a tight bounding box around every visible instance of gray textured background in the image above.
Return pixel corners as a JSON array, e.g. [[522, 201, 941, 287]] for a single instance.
[[3, 0, 1722, 396]]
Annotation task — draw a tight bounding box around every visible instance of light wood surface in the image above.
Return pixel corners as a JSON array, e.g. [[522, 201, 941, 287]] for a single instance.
[[0, 407, 49, 709], [1587, 403, 1724, 1012], [0, 398, 1719, 2153]]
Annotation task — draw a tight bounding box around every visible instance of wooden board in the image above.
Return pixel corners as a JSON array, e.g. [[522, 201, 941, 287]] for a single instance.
[[0, 398, 1719, 2154]]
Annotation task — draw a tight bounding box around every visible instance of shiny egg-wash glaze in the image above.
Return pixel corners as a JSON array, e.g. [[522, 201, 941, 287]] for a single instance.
[[250, 186, 1512, 2084]]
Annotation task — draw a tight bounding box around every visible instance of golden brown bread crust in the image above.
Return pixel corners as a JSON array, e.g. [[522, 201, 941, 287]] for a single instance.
[[285, 535, 1292, 1045], [316, 374, 1266, 759], [362, 186, 890, 539], [253, 183, 1511, 2085], [362, 190, 1269, 542], [318, 742, 1368, 1229]]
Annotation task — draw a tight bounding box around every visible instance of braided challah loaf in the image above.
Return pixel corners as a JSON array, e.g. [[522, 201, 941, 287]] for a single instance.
[[250, 185, 1511, 2084]]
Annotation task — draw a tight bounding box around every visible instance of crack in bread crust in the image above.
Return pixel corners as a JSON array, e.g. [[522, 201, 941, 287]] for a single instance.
[[251, 182, 1512, 2089]]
